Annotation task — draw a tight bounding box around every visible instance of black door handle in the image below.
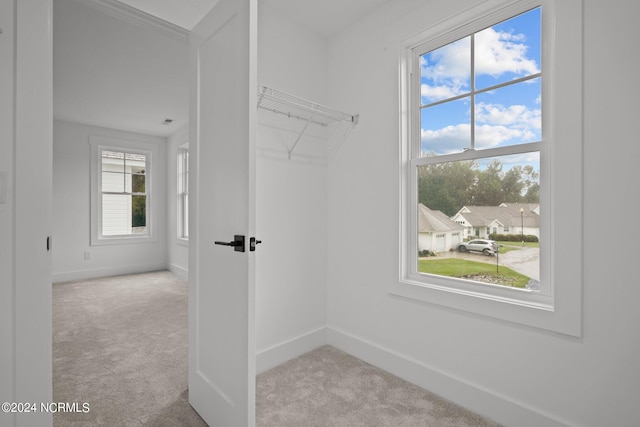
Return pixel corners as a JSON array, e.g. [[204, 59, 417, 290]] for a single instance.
[[215, 235, 245, 252]]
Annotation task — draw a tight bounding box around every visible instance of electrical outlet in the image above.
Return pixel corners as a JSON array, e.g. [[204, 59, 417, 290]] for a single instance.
[[84, 251, 91, 260]]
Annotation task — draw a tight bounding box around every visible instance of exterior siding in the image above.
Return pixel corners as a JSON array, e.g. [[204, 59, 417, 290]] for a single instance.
[[100, 156, 146, 236]]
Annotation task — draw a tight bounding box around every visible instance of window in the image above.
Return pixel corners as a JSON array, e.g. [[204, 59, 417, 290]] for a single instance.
[[90, 137, 158, 245], [101, 150, 148, 236], [415, 6, 541, 289], [177, 145, 189, 241], [396, 0, 583, 336]]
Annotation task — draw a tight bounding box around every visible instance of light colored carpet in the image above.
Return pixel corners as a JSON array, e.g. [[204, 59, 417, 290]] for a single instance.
[[53, 271, 498, 426], [53, 271, 206, 426], [257, 346, 498, 427]]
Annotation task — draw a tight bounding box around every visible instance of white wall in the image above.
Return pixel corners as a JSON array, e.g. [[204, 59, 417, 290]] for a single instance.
[[325, 1, 639, 426], [52, 120, 167, 282], [166, 126, 189, 278], [254, 3, 329, 372]]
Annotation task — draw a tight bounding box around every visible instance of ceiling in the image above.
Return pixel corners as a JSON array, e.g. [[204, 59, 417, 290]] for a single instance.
[[53, 0, 190, 137], [53, 0, 390, 137], [116, 0, 391, 35], [115, 0, 219, 30]]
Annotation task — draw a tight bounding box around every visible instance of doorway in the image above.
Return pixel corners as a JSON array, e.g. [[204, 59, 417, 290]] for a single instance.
[[51, 0, 192, 423]]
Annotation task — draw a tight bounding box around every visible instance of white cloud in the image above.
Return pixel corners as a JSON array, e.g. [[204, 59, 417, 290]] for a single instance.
[[475, 27, 539, 77], [505, 151, 540, 165], [475, 151, 540, 173], [476, 102, 541, 131], [420, 38, 470, 102], [420, 27, 539, 104], [475, 124, 532, 149], [421, 38, 471, 79], [421, 124, 470, 154], [422, 100, 541, 152], [421, 83, 460, 101]]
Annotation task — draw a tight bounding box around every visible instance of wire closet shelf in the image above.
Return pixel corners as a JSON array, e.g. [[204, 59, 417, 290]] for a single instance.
[[257, 85, 359, 160]]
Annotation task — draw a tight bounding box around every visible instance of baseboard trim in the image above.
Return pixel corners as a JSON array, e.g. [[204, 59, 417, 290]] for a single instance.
[[327, 326, 571, 427], [167, 263, 188, 279], [256, 327, 327, 374], [52, 263, 167, 283]]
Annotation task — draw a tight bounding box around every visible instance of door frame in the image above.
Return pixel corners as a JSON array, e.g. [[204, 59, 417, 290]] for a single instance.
[[8, 1, 259, 425], [4, 1, 54, 426]]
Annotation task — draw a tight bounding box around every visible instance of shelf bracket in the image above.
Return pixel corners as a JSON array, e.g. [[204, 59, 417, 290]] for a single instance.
[[288, 112, 315, 160], [256, 85, 358, 160]]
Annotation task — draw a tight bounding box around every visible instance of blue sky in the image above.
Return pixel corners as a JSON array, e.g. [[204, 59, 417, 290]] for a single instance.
[[420, 7, 541, 169]]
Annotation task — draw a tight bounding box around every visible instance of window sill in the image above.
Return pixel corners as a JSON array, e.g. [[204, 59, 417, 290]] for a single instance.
[[91, 235, 156, 246], [403, 273, 552, 309], [391, 272, 580, 337]]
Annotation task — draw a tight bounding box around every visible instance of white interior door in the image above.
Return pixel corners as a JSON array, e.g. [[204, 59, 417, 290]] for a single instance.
[[188, 0, 257, 425]]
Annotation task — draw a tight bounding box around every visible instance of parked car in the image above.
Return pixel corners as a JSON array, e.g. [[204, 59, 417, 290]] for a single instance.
[[458, 239, 497, 255]]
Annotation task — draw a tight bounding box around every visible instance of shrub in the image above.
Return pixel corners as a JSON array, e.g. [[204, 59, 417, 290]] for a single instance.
[[489, 233, 538, 243], [419, 249, 437, 257]]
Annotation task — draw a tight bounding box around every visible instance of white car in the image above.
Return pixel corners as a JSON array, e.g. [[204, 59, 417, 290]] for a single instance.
[[458, 239, 497, 255]]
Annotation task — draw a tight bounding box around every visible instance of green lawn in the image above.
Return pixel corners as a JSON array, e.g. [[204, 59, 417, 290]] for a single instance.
[[495, 241, 539, 255], [497, 245, 517, 255], [418, 258, 530, 288], [497, 241, 540, 249]]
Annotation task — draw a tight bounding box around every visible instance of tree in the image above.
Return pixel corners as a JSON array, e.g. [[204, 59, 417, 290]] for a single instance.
[[418, 160, 477, 216], [520, 165, 539, 202], [523, 182, 539, 202], [418, 158, 539, 216], [131, 172, 146, 227], [501, 166, 525, 202], [472, 160, 503, 206]]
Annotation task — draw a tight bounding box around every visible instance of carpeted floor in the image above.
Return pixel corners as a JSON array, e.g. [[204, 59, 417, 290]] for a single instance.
[[53, 271, 206, 426], [257, 345, 498, 427], [53, 271, 498, 426]]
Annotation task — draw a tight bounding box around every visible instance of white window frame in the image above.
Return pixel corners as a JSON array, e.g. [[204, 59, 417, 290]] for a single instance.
[[177, 144, 189, 244], [90, 136, 158, 246], [395, 0, 583, 336]]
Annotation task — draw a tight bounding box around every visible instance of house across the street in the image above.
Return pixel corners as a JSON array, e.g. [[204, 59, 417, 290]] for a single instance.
[[418, 204, 465, 254], [451, 203, 540, 240]]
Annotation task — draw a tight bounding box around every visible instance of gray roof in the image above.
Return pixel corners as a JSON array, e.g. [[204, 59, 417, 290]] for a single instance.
[[418, 204, 465, 233], [454, 203, 540, 228]]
